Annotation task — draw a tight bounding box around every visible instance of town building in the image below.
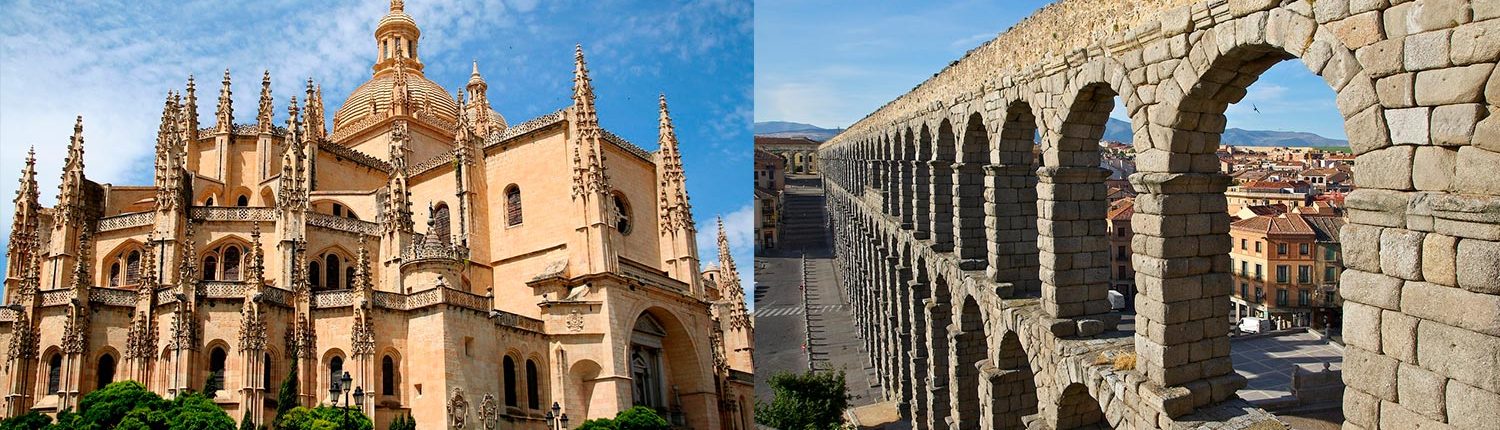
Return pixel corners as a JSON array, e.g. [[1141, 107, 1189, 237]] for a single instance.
[[753, 136, 821, 175], [1228, 213, 1333, 330], [753, 149, 785, 252], [0, 2, 752, 429]]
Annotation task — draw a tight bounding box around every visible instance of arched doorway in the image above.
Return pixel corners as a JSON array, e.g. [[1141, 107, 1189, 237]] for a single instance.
[[628, 308, 711, 428]]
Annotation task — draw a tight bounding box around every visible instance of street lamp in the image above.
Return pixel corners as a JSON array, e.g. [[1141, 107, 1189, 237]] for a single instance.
[[543, 402, 569, 430], [328, 371, 365, 430]]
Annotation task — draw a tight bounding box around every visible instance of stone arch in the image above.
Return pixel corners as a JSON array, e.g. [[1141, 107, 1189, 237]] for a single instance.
[[950, 293, 986, 430], [629, 306, 711, 424], [920, 258, 953, 428], [1053, 383, 1108, 429], [953, 112, 989, 269], [1036, 80, 1120, 323], [259, 186, 276, 208], [311, 246, 355, 291], [931, 118, 958, 252], [100, 239, 147, 288], [378, 347, 403, 399], [201, 236, 252, 281], [913, 124, 935, 239], [899, 127, 917, 229], [322, 348, 348, 402], [568, 358, 602, 420], [203, 340, 232, 397], [989, 330, 1038, 429], [989, 100, 1043, 294], [92, 347, 120, 392]]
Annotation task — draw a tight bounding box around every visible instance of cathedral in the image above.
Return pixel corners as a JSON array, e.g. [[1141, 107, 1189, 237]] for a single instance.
[[0, 1, 754, 429]]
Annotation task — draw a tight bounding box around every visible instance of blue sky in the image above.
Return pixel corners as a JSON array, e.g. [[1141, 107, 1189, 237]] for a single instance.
[[0, 0, 754, 292], [755, 0, 1346, 140]]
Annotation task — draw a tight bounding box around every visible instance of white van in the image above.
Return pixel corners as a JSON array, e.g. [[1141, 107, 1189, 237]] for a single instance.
[[1238, 317, 1273, 334]]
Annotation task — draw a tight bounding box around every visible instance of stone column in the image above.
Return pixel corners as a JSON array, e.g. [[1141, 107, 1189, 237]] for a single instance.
[[913, 160, 932, 239], [929, 160, 955, 252], [885, 160, 902, 216], [906, 277, 931, 430], [984, 165, 1039, 294], [899, 160, 915, 229], [869, 160, 885, 206], [1036, 166, 1116, 335], [923, 290, 952, 430], [952, 162, 987, 270], [892, 261, 912, 409]]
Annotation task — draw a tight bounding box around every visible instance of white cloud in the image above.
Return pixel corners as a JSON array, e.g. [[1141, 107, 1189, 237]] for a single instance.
[[696, 203, 755, 307]]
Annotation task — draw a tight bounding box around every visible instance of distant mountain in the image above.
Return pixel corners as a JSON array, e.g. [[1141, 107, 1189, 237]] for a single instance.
[[754, 121, 843, 142], [1101, 117, 1346, 148]]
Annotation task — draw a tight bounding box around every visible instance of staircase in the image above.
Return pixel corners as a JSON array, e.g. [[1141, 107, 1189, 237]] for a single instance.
[[779, 176, 829, 252]]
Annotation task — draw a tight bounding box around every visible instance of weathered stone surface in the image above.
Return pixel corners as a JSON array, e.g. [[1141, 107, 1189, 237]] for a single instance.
[[1348, 105, 1393, 154], [1381, 228, 1425, 280], [1421, 233, 1458, 286], [1411, 0, 1473, 32], [1386, 107, 1431, 145], [1404, 29, 1452, 71], [1399, 363, 1449, 422], [1413, 146, 1458, 191], [1376, 73, 1416, 107], [1477, 107, 1500, 153], [1355, 145, 1416, 190], [1345, 387, 1381, 428], [1381, 310, 1420, 364], [1446, 380, 1500, 430], [1431, 103, 1486, 146], [1344, 301, 1385, 352], [1331, 11, 1386, 49], [1343, 269, 1406, 310], [1359, 38, 1406, 77], [1417, 319, 1500, 393], [1345, 345, 1400, 401], [1380, 400, 1451, 430], [1451, 19, 1500, 65], [1416, 63, 1495, 105], [1454, 146, 1500, 195], [1403, 280, 1500, 336], [1343, 223, 1385, 272], [1456, 238, 1500, 294], [1384, 2, 1415, 39]]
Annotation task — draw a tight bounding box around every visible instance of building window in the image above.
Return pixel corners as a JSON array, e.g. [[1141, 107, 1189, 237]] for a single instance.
[[505, 185, 523, 227], [329, 356, 344, 394], [1298, 265, 1311, 284], [324, 255, 341, 290], [1240, 283, 1248, 299], [613, 193, 632, 235], [1255, 242, 1261, 253], [526, 359, 540, 410], [237, 195, 249, 207], [204, 256, 219, 281], [503, 356, 517, 407], [110, 263, 122, 287], [1299, 289, 1310, 306], [308, 261, 321, 289], [1276, 289, 1289, 306], [207, 347, 227, 397], [96, 354, 116, 390], [264, 353, 273, 392], [1276, 265, 1289, 283], [47, 354, 62, 395], [223, 246, 242, 281], [1255, 264, 1263, 280], [1325, 291, 1336, 305], [1299, 243, 1309, 255], [126, 250, 142, 285], [1240, 238, 1247, 250], [382, 356, 396, 396], [1240, 261, 1248, 276], [1255, 287, 1263, 303], [1277, 243, 1288, 255], [1324, 247, 1337, 260], [432, 203, 452, 243], [1324, 266, 1337, 283]]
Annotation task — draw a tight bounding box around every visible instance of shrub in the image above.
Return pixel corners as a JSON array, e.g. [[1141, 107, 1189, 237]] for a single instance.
[[612, 406, 669, 430], [276, 406, 372, 430], [0, 411, 52, 430], [755, 369, 850, 430], [575, 418, 619, 430]]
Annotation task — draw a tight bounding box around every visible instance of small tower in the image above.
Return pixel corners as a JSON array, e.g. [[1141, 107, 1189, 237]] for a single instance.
[[212, 69, 233, 181], [567, 45, 618, 276], [655, 94, 701, 294], [51, 116, 97, 291], [714, 217, 753, 372], [5, 147, 41, 297]]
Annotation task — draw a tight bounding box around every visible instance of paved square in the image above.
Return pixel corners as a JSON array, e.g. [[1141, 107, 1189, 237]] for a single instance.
[[1230, 330, 1344, 406]]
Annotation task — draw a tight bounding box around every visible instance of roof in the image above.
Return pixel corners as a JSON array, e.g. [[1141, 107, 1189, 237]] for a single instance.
[[1304, 216, 1346, 242], [1244, 204, 1288, 216], [1107, 198, 1134, 221], [1231, 213, 1316, 237], [754, 136, 822, 147]]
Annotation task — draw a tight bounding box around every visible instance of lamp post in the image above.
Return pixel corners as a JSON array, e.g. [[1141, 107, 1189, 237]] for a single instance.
[[543, 402, 569, 430], [328, 371, 365, 430]]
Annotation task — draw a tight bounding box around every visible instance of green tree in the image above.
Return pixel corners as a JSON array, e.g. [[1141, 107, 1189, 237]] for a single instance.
[[387, 413, 416, 430], [162, 391, 237, 430], [575, 418, 619, 430], [274, 355, 300, 428], [0, 411, 52, 430], [276, 406, 372, 430], [755, 370, 850, 430], [613, 407, 670, 430]]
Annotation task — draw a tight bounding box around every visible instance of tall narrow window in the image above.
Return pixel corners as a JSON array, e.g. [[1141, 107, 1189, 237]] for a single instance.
[[203, 256, 219, 281], [308, 261, 321, 289], [526, 360, 540, 409], [96, 354, 116, 390], [329, 357, 344, 392], [110, 263, 122, 287], [506, 186, 523, 226], [503, 356, 517, 407], [325, 255, 340, 290], [223, 247, 242, 281], [382, 356, 396, 396], [47, 355, 62, 395], [433, 203, 451, 243], [205, 196, 215, 206], [346, 267, 356, 290], [207, 347, 227, 397], [264, 353, 272, 390], [125, 250, 142, 285]]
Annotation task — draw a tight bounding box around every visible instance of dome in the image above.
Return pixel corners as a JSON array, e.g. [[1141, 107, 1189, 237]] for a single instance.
[[331, 71, 461, 135]]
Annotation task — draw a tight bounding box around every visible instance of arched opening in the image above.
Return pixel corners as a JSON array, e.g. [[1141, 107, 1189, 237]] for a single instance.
[[952, 296, 985, 430], [630, 315, 667, 409], [203, 256, 219, 281], [222, 246, 242, 281], [505, 185, 523, 226], [205, 196, 215, 206], [207, 346, 227, 397], [526, 359, 541, 410], [328, 356, 344, 396], [924, 273, 953, 425], [954, 113, 989, 269], [125, 250, 141, 285], [613, 193, 633, 234], [109, 262, 121, 287], [503, 356, 518, 407], [991, 331, 1037, 429], [1054, 383, 1109, 429], [325, 254, 340, 290], [236, 195, 249, 207], [991, 101, 1042, 295], [912, 125, 934, 239], [628, 308, 709, 426], [308, 261, 321, 289], [432, 203, 452, 243], [96, 354, 116, 390], [264, 353, 273, 392], [930, 119, 957, 252], [46, 354, 62, 395], [381, 355, 396, 396], [1039, 82, 1118, 321]]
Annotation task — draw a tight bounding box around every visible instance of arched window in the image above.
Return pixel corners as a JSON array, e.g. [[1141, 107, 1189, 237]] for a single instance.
[[382, 356, 396, 396], [223, 246, 242, 281], [47, 354, 62, 395], [329, 356, 344, 393], [526, 359, 540, 409], [505, 186, 523, 226], [433, 203, 451, 243], [203, 256, 219, 281], [207, 347, 227, 397], [96, 354, 116, 390], [264, 353, 273, 390], [325, 255, 340, 290], [110, 262, 122, 287], [345, 267, 356, 290], [613, 194, 632, 234], [308, 261, 321, 289], [503, 356, 517, 407], [205, 196, 215, 206], [125, 250, 142, 285], [236, 195, 249, 207]]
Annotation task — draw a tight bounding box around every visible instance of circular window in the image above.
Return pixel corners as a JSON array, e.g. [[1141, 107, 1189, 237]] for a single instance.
[[613, 193, 632, 235]]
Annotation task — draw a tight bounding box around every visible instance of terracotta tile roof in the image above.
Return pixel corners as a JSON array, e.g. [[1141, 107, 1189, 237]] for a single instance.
[[1304, 216, 1346, 242], [1245, 204, 1288, 216], [1231, 213, 1317, 237], [753, 136, 822, 147], [1108, 197, 1134, 220]]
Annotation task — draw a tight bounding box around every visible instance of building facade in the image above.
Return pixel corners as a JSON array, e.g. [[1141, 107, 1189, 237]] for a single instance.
[[0, 2, 752, 429]]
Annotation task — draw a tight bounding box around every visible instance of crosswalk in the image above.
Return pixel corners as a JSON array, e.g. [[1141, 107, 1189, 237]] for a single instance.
[[754, 304, 847, 318]]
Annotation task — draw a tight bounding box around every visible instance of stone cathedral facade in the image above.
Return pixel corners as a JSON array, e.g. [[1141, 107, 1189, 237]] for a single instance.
[[0, 2, 754, 429]]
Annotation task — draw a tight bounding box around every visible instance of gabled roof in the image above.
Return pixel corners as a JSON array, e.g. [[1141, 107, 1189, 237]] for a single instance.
[[1231, 213, 1316, 237], [1304, 216, 1346, 242]]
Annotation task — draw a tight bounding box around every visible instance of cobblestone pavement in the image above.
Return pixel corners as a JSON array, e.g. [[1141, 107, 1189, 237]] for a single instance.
[[1230, 330, 1344, 406]]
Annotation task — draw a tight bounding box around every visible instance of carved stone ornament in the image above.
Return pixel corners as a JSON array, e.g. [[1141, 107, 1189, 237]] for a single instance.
[[125, 311, 158, 360], [238, 305, 268, 352], [447, 387, 470, 429], [566, 308, 584, 332], [477, 393, 498, 430], [351, 312, 375, 356]]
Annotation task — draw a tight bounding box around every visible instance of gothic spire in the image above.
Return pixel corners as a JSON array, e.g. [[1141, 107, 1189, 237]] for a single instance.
[[258, 70, 274, 134], [57, 116, 88, 225], [570, 44, 608, 198], [304, 78, 326, 141], [216, 69, 233, 133], [155, 92, 186, 211], [247, 223, 265, 285], [716, 217, 749, 330], [183, 75, 200, 142], [8, 147, 41, 281], [656, 94, 692, 233], [278, 96, 308, 211]]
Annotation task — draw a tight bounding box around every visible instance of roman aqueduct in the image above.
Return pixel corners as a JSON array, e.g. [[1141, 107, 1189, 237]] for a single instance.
[[817, 0, 1499, 428]]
